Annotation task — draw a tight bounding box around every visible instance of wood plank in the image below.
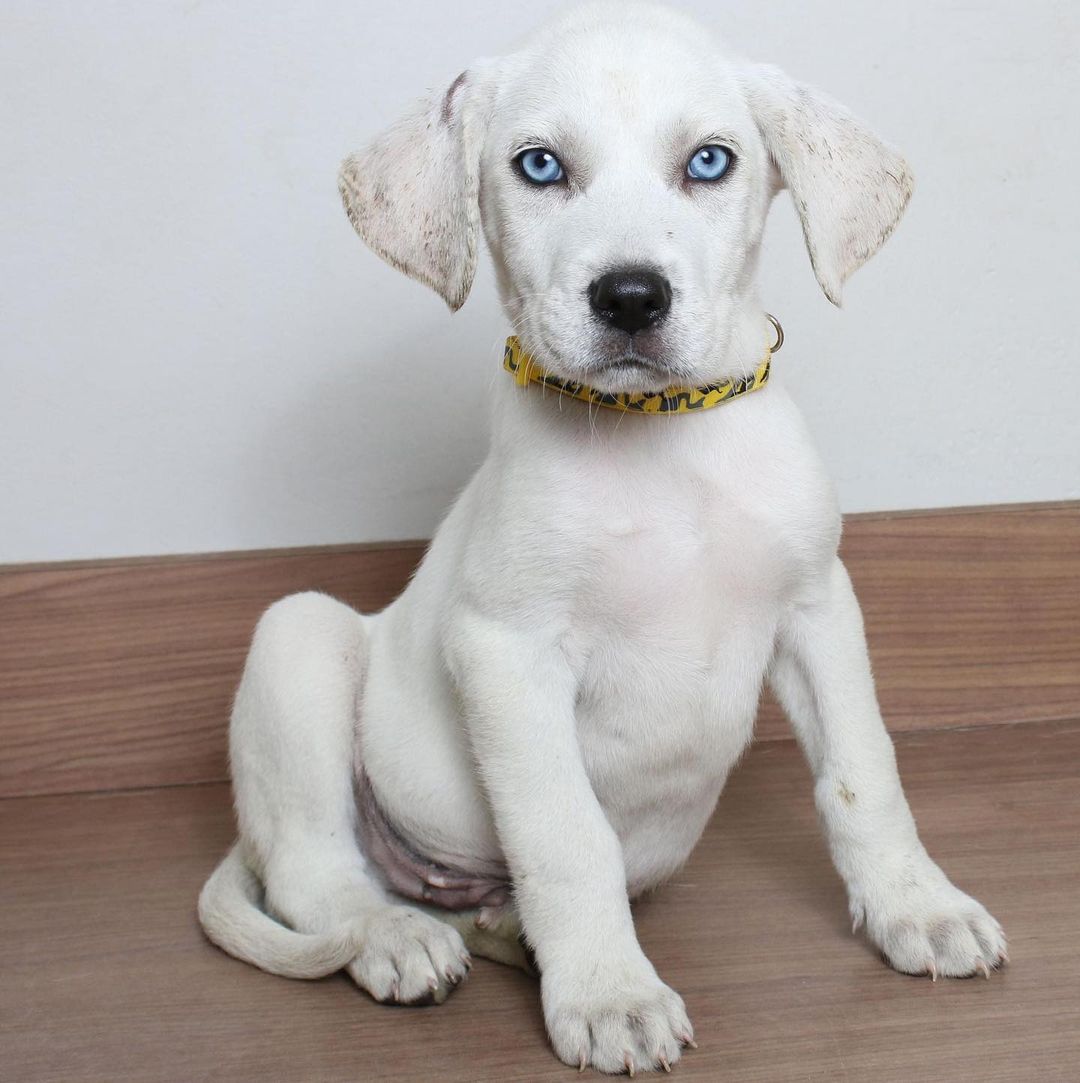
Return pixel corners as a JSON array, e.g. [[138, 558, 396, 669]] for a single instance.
[[0, 544, 425, 797], [757, 501, 1080, 739], [2, 720, 1078, 1081], [1, 503, 1078, 797]]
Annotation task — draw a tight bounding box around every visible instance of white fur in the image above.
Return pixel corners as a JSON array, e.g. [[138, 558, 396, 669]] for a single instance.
[[200, 3, 1005, 1074]]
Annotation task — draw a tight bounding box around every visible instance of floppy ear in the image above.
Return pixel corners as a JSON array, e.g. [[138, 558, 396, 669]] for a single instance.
[[743, 64, 913, 305], [338, 69, 487, 311]]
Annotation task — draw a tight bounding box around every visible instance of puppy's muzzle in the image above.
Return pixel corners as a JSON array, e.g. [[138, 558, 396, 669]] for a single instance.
[[589, 268, 672, 334]]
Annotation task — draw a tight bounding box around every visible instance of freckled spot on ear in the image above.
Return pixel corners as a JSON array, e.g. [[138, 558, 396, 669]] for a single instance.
[[838, 783, 856, 806], [666, 231, 674, 239]]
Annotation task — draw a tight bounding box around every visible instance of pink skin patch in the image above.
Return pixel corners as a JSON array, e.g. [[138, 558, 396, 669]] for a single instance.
[[356, 770, 511, 911]]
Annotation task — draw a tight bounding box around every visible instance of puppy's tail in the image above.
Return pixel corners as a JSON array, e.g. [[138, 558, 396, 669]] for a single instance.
[[197, 844, 359, 979]]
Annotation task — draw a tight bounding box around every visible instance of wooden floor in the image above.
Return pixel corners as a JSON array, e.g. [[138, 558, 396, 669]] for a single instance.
[[4, 719, 1079, 1082]]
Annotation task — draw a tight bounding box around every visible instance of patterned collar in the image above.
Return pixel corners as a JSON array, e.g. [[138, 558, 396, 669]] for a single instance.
[[502, 334, 773, 415]]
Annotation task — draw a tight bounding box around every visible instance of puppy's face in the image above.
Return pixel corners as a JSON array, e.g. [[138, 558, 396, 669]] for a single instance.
[[480, 16, 770, 392], [340, 2, 912, 390]]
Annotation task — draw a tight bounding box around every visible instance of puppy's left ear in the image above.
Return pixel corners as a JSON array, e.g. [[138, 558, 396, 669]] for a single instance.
[[743, 64, 913, 306], [338, 66, 491, 311]]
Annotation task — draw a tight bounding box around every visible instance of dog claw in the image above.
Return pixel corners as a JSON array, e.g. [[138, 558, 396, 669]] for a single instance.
[[976, 959, 991, 980], [624, 1053, 635, 1077], [928, 960, 937, 982], [578, 1051, 587, 1073], [428, 975, 439, 992], [659, 1053, 672, 1073], [679, 1033, 697, 1050]]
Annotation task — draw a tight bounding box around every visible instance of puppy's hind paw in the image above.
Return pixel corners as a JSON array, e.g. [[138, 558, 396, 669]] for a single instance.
[[346, 906, 471, 1005]]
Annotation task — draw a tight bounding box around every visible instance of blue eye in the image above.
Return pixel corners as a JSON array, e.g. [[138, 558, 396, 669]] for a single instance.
[[687, 144, 733, 182], [516, 148, 564, 185]]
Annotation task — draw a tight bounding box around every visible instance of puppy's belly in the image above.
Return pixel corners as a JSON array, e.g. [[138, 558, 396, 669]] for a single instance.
[[563, 515, 782, 891], [360, 592, 777, 901], [573, 622, 771, 894]]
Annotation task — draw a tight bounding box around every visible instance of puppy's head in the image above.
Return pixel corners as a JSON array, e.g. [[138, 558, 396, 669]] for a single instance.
[[340, 2, 912, 392]]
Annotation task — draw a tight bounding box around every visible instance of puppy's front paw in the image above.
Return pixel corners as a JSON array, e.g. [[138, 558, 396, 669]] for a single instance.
[[854, 861, 1007, 979], [543, 961, 693, 1075]]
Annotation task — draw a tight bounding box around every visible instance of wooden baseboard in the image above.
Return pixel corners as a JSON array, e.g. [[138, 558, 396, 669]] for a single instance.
[[2, 502, 1078, 799]]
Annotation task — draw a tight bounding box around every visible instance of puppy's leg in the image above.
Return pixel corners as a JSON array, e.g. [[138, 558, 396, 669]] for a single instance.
[[771, 558, 1007, 978], [230, 591, 470, 1004], [449, 610, 692, 1075]]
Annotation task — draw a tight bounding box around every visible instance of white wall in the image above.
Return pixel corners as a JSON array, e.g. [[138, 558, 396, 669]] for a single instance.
[[3, 0, 1077, 563]]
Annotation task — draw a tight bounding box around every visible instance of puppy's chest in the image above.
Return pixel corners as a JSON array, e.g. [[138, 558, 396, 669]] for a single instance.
[[557, 484, 782, 857], [562, 477, 790, 737], [574, 474, 791, 645]]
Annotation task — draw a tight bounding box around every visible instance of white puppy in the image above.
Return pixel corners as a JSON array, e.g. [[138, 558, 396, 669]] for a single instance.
[[199, 2, 1007, 1074]]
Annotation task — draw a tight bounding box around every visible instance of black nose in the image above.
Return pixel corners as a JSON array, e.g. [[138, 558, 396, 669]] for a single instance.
[[588, 269, 672, 335]]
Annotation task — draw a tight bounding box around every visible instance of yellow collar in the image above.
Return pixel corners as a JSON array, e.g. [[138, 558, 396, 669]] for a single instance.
[[502, 335, 772, 415]]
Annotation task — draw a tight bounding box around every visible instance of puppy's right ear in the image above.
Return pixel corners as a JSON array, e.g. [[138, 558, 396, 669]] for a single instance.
[[338, 67, 490, 311]]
